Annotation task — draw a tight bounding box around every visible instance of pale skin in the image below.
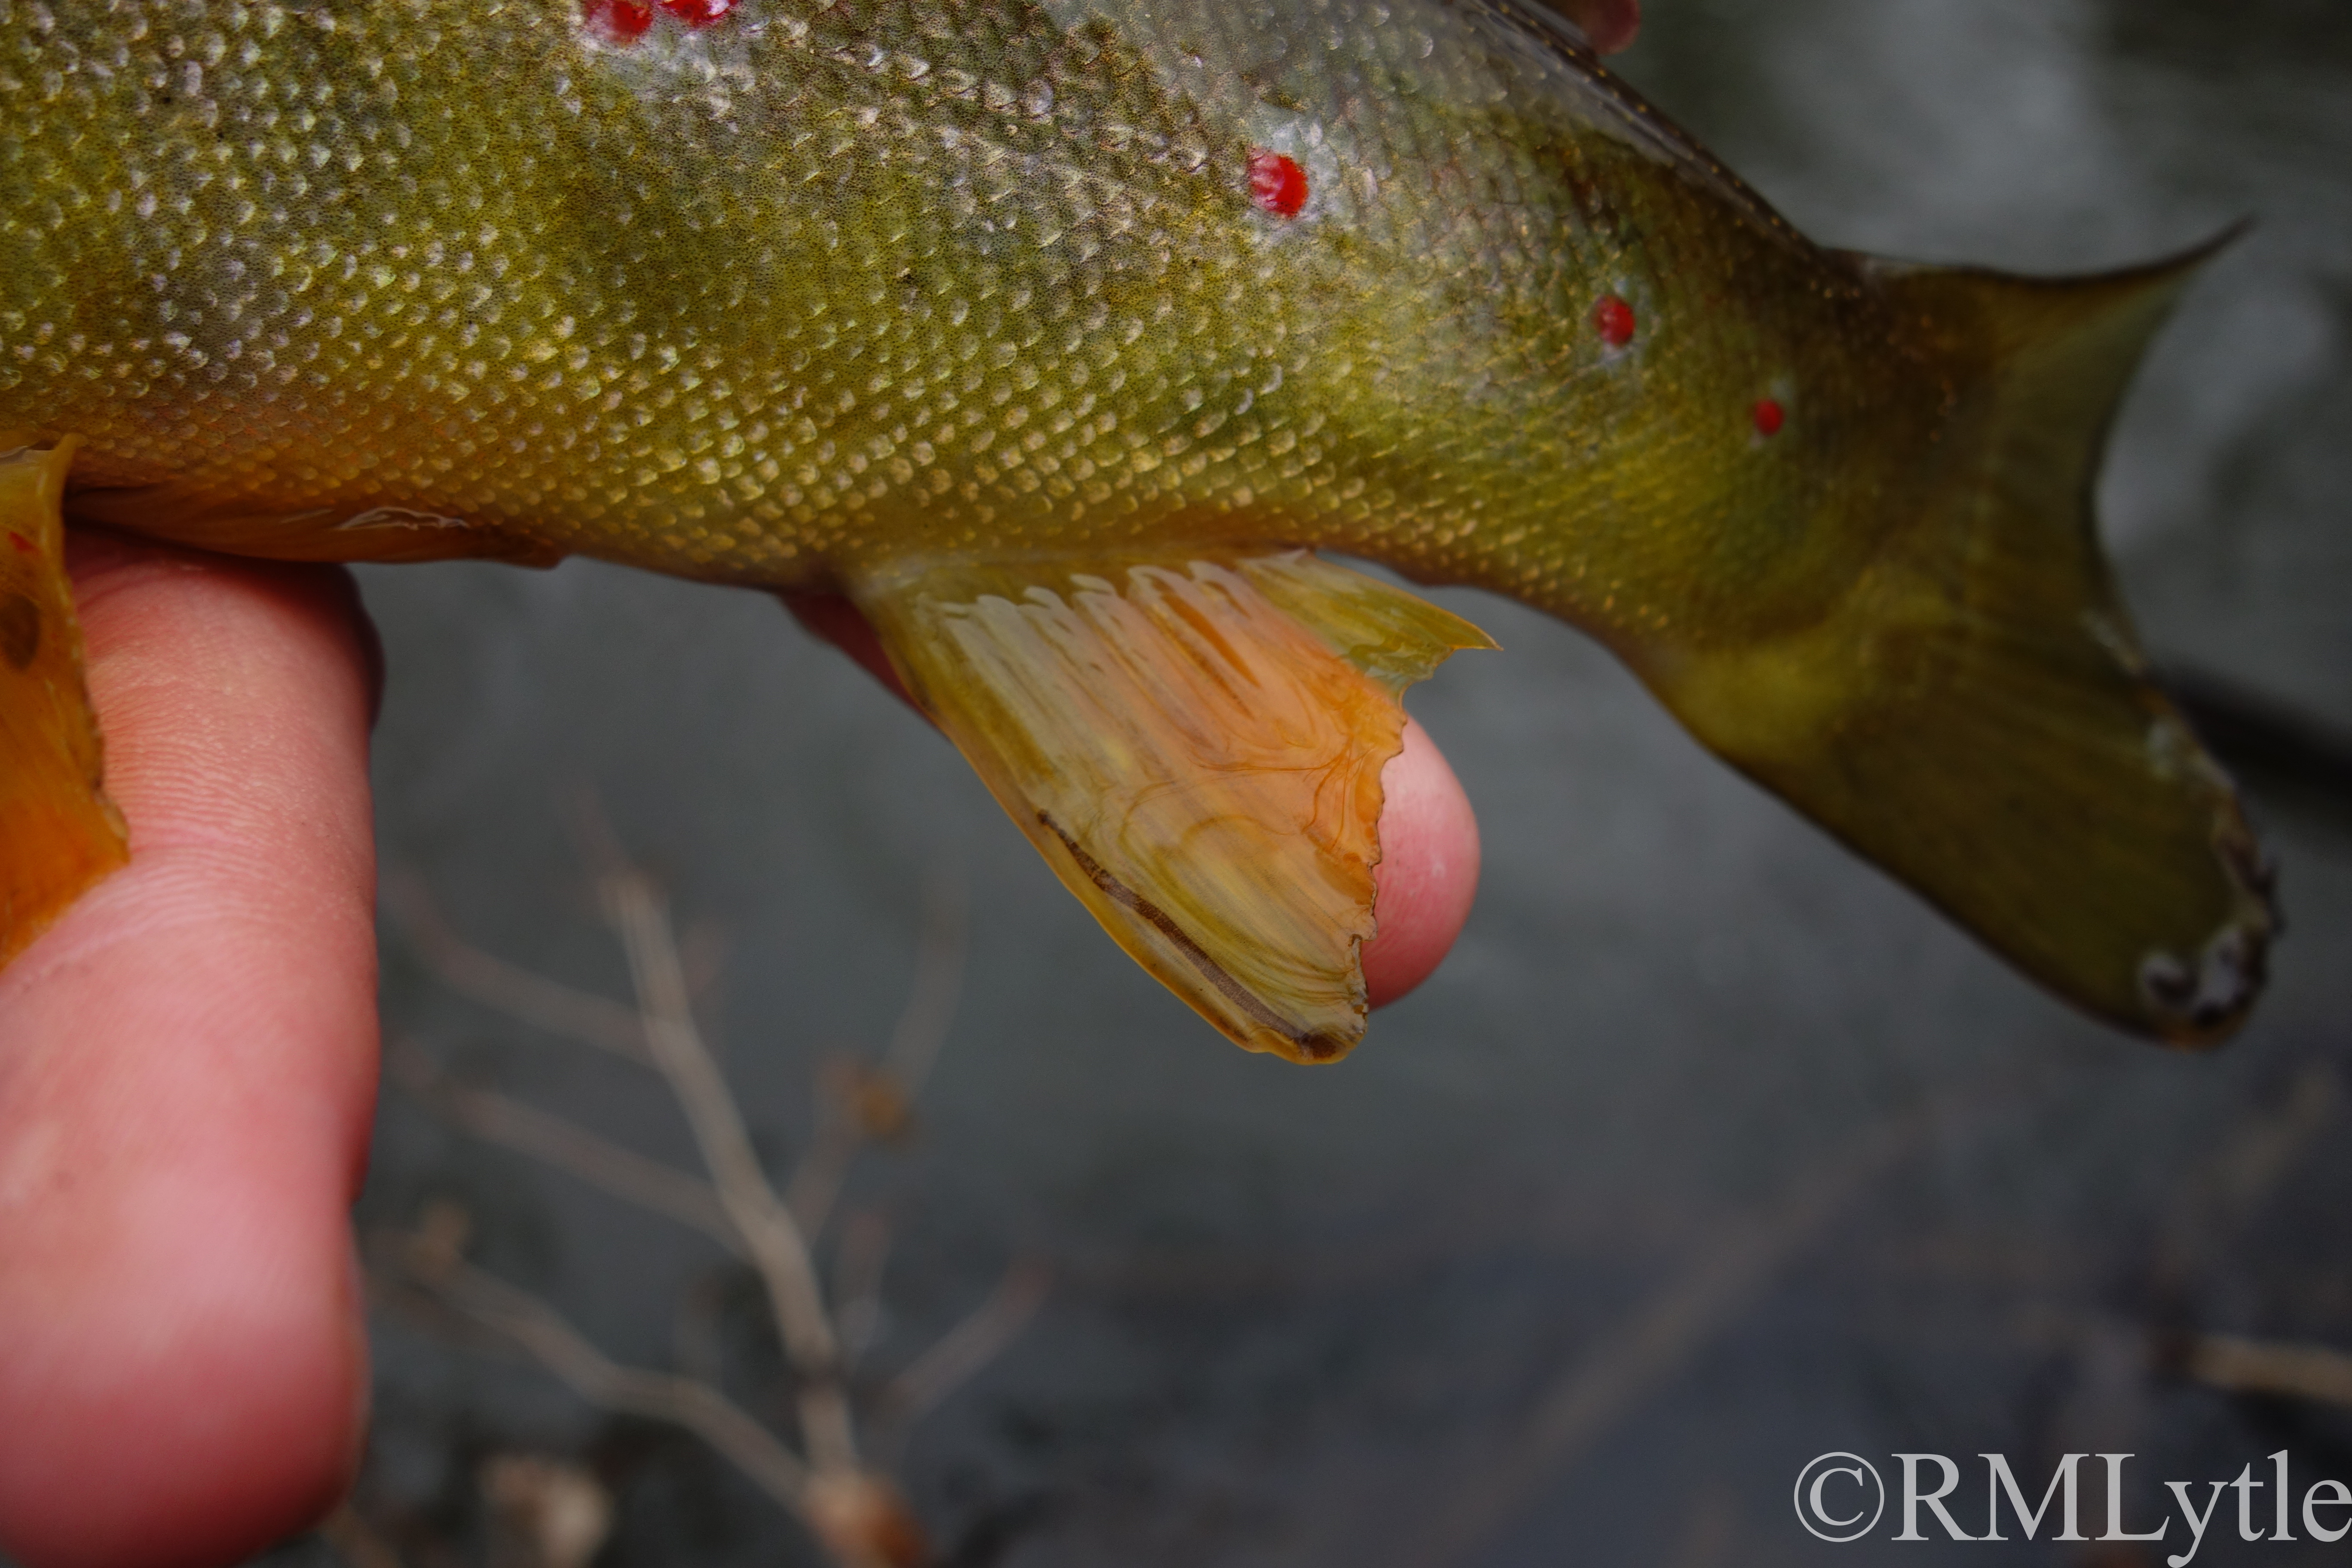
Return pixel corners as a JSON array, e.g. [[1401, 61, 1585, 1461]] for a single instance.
[[0, 542, 1479, 1568], [0, 5, 1635, 1559]]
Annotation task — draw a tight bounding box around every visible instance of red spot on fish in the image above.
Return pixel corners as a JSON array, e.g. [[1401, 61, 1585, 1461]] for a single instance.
[[1753, 398, 1786, 437], [583, 0, 653, 39], [1248, 152, 1309, 219], [1592, 294, 1636, 349], [660, 0, 736, 25], [6, 532, 32, 555]]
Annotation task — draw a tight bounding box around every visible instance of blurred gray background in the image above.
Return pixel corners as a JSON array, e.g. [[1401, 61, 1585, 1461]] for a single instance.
[[324, 0, 2352, 1562]]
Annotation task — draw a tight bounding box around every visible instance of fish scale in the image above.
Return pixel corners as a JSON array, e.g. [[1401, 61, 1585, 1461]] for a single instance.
[[0, 0, 2278, 1056], [5, 0, 1806, 600]]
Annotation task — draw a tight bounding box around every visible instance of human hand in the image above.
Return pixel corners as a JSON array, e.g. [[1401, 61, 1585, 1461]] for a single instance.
[[0, 543, 1480, 1567], [0, 533, 381, 1568], [1560, 0, 1641, 53]]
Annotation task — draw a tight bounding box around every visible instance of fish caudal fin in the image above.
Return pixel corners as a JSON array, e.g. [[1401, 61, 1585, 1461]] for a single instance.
[[1650, 241, 2275, 1044], [0, 439, 128, 965], [852, 550, 1494, 1061]]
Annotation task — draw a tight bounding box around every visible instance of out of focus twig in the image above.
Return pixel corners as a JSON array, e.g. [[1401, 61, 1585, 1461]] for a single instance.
[[377, 836, 1030, 1568], [1409, 1111, 1923, 1567], [319, 1503, 404, 1568], [2183, 1333, 2352, 1409], [389, 1040, 740, 1253], [788, 874, 967, 1235], [384, 869, 651, 1063], [481, 1453, 614, 1568], [880, 1260, 1052, 1425], [395, 1219, 815, 1509], [595, 861, 863, 1477]]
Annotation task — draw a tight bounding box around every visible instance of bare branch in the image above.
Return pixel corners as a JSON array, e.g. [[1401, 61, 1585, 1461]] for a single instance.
[[391, 1041, 739, 1255], [387, 832, 990, 1568], [420, 1249, 816, 1515], [319, 1503, 404, 1568], [787, 872, 965, 1238], [882, 1261, 1050, 1423], [674, 1268, 732, 1389], [884, 873, 968, 1098], [678, 915, 734, 1005], [1405, 1112, 1923, 1567], [598, 867, 862, 1477], [784, 1082, 866, 1239], [832, 1209, 896, 1372], [383, 869, 652, 1064], [481, 1454, 614, 1568], [2185, 1332, 2352, 1409]]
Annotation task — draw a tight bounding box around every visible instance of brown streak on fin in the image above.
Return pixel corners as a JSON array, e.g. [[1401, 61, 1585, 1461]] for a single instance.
[[849, 548, 1490, 1061], [1035, 809, 1347, 1061], [0, 590, 40, 670]]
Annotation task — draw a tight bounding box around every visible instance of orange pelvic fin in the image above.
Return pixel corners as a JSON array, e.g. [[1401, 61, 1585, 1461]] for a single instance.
[[0, 439, 129, 966], [852, 550, 1494, 1062]]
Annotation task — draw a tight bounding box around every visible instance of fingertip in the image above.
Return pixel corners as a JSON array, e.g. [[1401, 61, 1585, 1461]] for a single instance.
[[1579, 0, 1641, 54], [0, 1167, 370, 1568], [0, 537, 382, 1566], [1363, 720, 1481, 1008]]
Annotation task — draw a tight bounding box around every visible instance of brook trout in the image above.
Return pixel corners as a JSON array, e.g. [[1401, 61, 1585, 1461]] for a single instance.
[[0, 0, 2275, 1057]]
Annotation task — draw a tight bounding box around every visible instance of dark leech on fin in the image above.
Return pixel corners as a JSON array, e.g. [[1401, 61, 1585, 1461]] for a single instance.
[[1593, 294, 1637, 349], [1036, 810, 1349, 1060], [1248, 152, 1309, 219], [0, 590, 39, 671]]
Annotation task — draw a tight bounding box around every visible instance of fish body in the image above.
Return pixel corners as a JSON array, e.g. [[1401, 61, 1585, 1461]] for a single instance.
[[16, 0, 1889, 622], [0, 0, 2277, 1054]]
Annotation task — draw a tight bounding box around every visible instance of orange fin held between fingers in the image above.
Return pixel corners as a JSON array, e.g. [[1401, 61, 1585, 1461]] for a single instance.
[[0, 438, 129, 966], [851, 550, 1494, 1062]]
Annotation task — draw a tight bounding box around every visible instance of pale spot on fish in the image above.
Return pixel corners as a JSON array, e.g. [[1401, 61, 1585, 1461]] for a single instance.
[[335, 506, 470, 532]]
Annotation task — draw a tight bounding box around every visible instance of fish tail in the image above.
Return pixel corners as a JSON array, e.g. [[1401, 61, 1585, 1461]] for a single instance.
[[0, 437, 129, 965], [1644, 236, 2276, 1044]]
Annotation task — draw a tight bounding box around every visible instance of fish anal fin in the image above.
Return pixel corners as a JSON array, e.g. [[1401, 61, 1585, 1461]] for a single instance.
[[1650, 240, 2276, 1044], [853, 550, 1491, 1061], [0, 438, 129, 967]]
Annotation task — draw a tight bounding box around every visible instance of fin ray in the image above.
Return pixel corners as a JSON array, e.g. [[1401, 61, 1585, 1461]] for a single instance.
[[0, 439, 130, 965], [1651, 240, 2276, 1043], [853, 549, 1491, 1061]]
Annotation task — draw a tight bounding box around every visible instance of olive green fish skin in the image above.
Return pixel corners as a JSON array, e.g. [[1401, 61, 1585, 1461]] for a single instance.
[[1, 0, 1917, 658]]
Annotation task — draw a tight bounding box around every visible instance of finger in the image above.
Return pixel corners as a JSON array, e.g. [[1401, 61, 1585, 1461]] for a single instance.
[[1559, 0, 1641, 53], [1361, 717, 1480, 1008], [784, 591, 1481, 1010], [0, 533, 381, 1568]]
